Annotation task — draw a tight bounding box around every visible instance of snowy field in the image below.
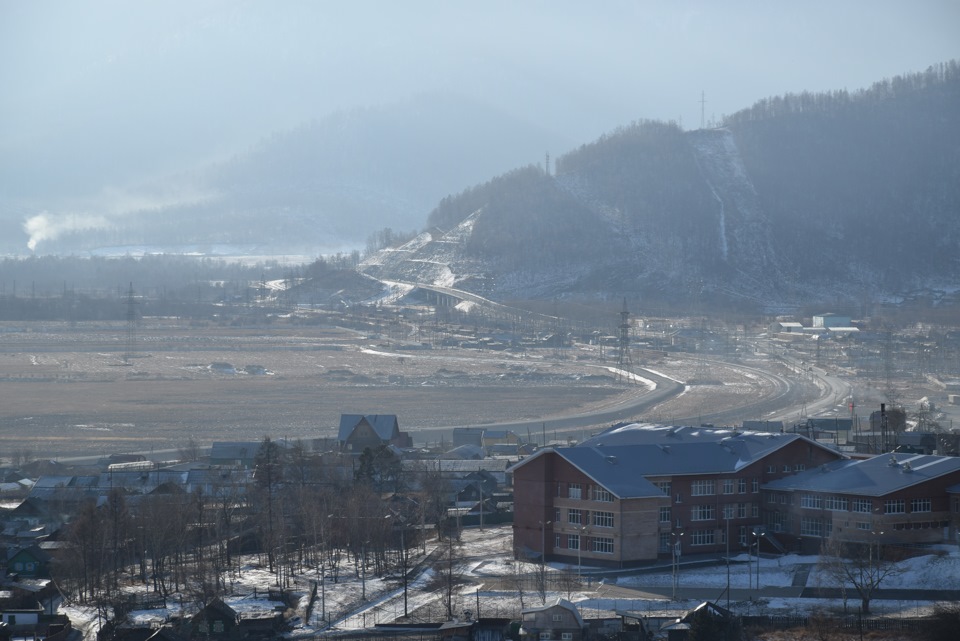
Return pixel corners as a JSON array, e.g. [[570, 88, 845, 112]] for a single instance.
[[59, 525, 960, 641]]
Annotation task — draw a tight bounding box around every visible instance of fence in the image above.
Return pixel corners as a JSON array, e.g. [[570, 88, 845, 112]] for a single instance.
[[741, 614, 927, 635], [316, 629, 442, 641]]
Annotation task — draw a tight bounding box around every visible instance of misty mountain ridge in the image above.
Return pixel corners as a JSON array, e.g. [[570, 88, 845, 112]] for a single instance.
[[361, 62, 960, 310], [6, 93, 571, 256]]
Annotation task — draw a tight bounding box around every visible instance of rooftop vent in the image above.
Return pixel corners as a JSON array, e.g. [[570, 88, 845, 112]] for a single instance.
[[605, 456, 618, 465], [902, 461, 913, 473], [888, 456, 899, 467]]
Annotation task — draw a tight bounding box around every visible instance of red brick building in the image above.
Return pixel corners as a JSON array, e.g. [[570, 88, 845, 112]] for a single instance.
[[763, 452, 960, 552], [511, 424, 843, 567]]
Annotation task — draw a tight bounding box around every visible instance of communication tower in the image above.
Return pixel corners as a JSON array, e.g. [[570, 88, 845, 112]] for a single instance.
[[616, 298, 632, 381], [123, 282, 138, 364]]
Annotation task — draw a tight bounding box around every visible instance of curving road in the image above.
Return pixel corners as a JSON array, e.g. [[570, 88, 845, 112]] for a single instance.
[[374, 280, 848, 443], [407, 354, 831, 446]]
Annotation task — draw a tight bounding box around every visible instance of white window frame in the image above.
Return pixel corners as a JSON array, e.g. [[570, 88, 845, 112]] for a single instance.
[[593, 511, 614, 528], [592, 537, 614, 554], [800, 517, 823, 537], [691, 480, 715, 496], [825, 496, 848, 511], [692, 505, 715, 521], [801, 494, 823, 509], [690, 529, 715, 546], [594, 487, 614, 502]]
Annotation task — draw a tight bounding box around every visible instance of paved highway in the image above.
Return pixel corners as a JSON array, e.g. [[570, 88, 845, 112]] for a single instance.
[[395, 284, 854, 443]]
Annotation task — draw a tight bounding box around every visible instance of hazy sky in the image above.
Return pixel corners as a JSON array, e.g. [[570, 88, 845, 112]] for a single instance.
[[2, 0, 958, 200]]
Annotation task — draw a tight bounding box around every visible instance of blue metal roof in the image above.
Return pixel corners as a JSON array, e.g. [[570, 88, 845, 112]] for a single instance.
[[552, 447, 664, 498], [577, 423, 825, 474], [513, 423, 838, 499], [763, 453, 960, 497]]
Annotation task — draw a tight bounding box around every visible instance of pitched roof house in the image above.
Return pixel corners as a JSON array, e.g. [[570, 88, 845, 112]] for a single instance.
[[5, 546, 52, 578], [190, 599, 238, 639], [337, 414, 412, 452], [519, 599, 585, 641]]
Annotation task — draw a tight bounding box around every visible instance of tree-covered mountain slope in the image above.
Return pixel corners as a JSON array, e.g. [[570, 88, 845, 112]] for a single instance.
[[363, 62, 960, 309]]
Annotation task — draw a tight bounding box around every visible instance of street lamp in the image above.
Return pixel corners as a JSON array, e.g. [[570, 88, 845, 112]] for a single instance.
[[671, 530, 684, 600], [538, 519, 552, 600], [724, 514, 731, 610], [577, 526, 587, 582], [539, 520, 552, 565], [390, 512, 410, 618], [752, 529, 766, 591]]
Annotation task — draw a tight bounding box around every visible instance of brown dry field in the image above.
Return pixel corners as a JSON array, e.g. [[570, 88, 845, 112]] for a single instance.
[[0, 320, 781, 459]]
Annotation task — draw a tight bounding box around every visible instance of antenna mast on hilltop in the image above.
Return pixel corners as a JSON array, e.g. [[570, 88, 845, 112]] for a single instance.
[[617, 298, 632, 382], [700, 91, 707, 130]]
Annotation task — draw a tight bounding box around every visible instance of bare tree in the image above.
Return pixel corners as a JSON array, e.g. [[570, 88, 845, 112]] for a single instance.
[[818, 535, 903, 614], [435, 533, 465, 619], [10, 448, 33, 468], [177, 437, 202, 462]]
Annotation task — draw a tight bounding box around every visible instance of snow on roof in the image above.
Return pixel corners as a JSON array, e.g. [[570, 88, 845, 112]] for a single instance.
[[763, 453, 960, 496], [513, 424, 841, 498], [521, 598, 585, 627], [581, 423, 832, 472], [549, 447, 665, 498]]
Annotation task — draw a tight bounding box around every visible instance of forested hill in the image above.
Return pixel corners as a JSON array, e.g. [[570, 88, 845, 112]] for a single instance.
[[369, 62, 960, 309]]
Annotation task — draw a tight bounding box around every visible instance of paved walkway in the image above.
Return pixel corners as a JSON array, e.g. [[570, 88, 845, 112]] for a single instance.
[[790, 563, 814, 588]]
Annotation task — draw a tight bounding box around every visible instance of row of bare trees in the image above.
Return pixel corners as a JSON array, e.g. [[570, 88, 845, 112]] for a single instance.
[[52, 439, 452, 612]]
